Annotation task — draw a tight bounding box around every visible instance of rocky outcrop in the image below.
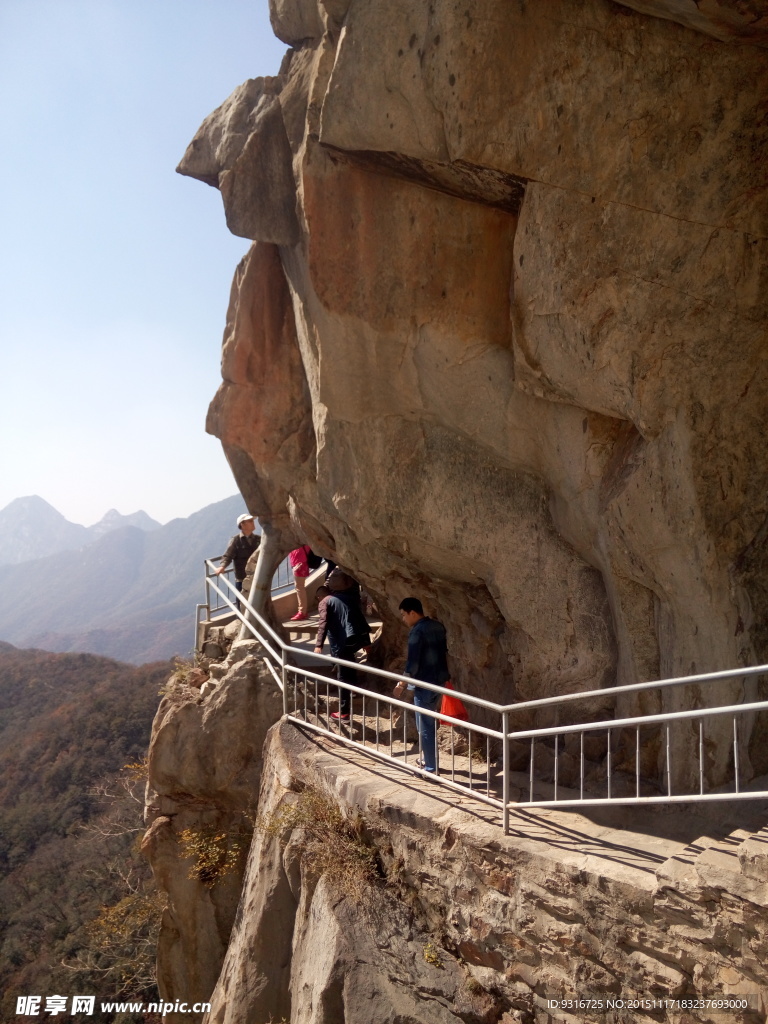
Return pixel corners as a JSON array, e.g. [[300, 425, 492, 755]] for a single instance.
[[204, 719, 768, 1024], [147, 4, 768, 1018], [145, 653, 768, 1022], [178, 0, 768, 791], [142, 644, 283, 1010]]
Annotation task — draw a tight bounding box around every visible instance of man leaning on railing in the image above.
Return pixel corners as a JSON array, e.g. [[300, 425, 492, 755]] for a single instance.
[[215, 513, 260, 605], [393, 597, 450, 774]]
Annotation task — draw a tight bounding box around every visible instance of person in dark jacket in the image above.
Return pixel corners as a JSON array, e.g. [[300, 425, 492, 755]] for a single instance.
[[393, 597, 449, 773], [215, 514, 260, 604], [314, 571, 370, 721]]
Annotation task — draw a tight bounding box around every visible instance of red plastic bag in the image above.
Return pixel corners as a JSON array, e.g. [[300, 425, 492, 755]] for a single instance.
[[440, 681, 469, 725]]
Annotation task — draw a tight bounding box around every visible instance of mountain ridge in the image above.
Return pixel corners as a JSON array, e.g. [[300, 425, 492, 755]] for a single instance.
[[0, 495, 162, 566], [0, 494, 243, 663]]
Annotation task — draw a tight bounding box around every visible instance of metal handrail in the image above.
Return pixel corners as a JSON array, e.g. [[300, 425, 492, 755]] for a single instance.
[[503, 662, 768, 716], [199, 553, 295, 617], [285, 660, 503, 739], [204, 572, 285, 661], [507, 700, 768, 741], [203, 561, 768, 716], [200, 558, 768, 714], [202, 560, 500, 712], [196, 556, 768, 832], [270, 556, 295, 593]]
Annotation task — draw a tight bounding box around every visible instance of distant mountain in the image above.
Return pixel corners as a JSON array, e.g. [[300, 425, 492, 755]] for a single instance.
[[0, 494, 243, 663], [88, 506, 161, 540], [0, 496, 89, 564], [0, 495, 161, 566]]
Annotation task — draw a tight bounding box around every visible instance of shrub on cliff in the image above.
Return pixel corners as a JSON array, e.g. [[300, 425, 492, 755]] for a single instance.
[[256, 787, 380, 902]]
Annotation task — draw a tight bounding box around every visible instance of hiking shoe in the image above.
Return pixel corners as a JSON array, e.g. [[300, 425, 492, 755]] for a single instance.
[[290, 612, 308, 621], [331, 711, 350, 721]]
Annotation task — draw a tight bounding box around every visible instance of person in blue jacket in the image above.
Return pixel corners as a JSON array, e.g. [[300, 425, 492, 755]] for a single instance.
[[393, 597, 449, 773]]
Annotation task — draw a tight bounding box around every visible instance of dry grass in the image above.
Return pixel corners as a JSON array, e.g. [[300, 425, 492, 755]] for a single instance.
[[177, 822, 251, 887], [256, 787, 379, 903]]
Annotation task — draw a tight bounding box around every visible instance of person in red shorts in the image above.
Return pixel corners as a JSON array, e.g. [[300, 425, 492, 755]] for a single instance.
[[288, 544, 311, 621]]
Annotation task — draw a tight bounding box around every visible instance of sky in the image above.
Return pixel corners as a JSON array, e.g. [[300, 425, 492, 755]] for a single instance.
[[0, 0, 287, 526]]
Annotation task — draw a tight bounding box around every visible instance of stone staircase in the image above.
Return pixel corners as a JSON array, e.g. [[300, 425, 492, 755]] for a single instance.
[[283, 611, 382, 652]]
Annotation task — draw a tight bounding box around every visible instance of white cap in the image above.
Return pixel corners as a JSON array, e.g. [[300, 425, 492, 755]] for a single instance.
[[236, 513, 255, 526]]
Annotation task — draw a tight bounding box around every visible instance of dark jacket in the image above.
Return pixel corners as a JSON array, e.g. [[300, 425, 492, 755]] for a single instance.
[[404, 616, 450, 686], [315, 591, 370, 657], [219, 532, 260, 581]]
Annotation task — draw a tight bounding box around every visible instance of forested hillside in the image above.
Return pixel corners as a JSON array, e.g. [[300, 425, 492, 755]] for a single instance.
[[0, 642, 171, 1022]]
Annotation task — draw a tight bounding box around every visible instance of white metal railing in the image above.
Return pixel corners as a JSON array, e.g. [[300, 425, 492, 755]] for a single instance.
[[195, 556, 296, 650], [197, 560, 768, 833], [270, 555, 294, 594]]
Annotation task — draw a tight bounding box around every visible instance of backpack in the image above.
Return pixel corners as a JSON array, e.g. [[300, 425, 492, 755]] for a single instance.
[[306, 549, 323, 571]]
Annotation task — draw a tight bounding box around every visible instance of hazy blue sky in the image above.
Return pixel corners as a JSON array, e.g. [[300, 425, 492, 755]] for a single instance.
[[0, 1, 287, 525]]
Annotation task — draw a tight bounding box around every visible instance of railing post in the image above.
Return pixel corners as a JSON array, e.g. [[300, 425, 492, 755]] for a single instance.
[[733, 716, 739, 793], [281, 645, 288, 717], [699, 720, 704, 795], [194, 604, 203, 658], [195, 561, 215, 658], [502, 710, 510, 834], [665, 724, 671, 797]]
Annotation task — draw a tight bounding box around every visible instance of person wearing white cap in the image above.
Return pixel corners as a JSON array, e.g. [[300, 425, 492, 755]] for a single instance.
[[215, 513, 260, 602]]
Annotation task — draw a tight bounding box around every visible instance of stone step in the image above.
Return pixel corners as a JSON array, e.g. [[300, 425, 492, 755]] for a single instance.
[[738, 824, 768, 880], [284, 617, 382, 647], [656, 823, 768, 905]]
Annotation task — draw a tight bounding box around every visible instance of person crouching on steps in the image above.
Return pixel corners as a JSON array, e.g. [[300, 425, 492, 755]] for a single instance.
[[314, 571, 371, 721], [393, 597, 450, 774]]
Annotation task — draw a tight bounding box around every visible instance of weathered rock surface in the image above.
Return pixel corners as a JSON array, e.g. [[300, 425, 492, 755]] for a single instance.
[[178, 0, 768, 792], [614, 1, 768, 47], [204, 719, 768, 1024], [144, 636, 768, 1021], [142, 644, 283, 1013], [152, 4, 768, 1018]]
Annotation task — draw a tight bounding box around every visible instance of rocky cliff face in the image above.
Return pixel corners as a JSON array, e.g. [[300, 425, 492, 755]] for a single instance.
[[151, 2, 768, 1019], [143, 644, 284, 1008], [212, 720, 768, 1024], [177, 0, 768, 787], [145, 667, 768, 1024]]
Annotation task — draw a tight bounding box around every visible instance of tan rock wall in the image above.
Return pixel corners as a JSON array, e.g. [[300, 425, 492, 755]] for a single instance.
[[178, 0, 768, 789], [142, 648, 284, 1016]]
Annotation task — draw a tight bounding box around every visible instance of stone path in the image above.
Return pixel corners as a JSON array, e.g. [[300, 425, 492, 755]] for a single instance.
[[289, 721, 768, 899], [280, 613, 768, 884]]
